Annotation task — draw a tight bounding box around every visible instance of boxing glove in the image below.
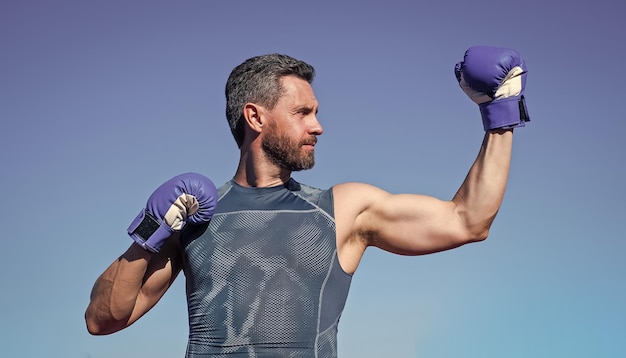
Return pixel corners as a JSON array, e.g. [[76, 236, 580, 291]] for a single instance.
[[127, 172, 218, 252], [455, 45, 530, 131]]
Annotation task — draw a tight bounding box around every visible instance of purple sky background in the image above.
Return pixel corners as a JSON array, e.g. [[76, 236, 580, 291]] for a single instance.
[[1, 1, 624, 357]]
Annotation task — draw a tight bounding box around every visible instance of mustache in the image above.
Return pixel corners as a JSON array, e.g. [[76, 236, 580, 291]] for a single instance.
[[301, 137, 318, 146]]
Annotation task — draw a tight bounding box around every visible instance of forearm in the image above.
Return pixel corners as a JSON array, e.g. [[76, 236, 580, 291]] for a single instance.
[[452, 129, 513, 240], [85, 244, 152, 335]]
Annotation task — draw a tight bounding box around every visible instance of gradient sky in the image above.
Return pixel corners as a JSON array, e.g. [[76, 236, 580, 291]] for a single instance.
[[1, 1, 625, 357]]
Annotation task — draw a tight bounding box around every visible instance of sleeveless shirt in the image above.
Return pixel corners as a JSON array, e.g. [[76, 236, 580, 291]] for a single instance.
[[181, 179, 352, 357]]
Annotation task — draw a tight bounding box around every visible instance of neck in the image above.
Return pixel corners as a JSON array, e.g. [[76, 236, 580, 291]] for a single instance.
[[233, 146, 291, 188]]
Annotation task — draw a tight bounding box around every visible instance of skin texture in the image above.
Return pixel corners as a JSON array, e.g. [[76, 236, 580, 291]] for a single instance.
[[85, 75, 513, 335]]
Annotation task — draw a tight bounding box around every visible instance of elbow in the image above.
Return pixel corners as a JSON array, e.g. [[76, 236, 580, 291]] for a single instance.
[[86, 323, 106, 336], [85, 316, 106, 336], [453, 203, 498, 245], [85, 319, 120, 336], [462, 227, 490, 244], [464, 217, 496, 243], [472, 229, 489, 243], [85, 309, 123, 336], [85, 312, 109, 336]]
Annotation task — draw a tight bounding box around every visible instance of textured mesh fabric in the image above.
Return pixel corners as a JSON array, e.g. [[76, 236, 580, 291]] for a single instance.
[[181, 179, 352, 357]]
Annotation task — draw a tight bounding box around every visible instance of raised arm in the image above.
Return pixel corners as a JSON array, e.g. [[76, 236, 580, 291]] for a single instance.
[[335, 46, 529, 273], [335, 130, 512, 267]]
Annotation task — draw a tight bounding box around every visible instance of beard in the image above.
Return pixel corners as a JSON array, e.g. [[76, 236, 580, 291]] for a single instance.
[[262, 125, 316, 172]]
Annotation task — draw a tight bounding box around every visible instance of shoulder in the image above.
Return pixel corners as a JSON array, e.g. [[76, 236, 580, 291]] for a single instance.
[[331, 182, 390, 273], [332, 182, 390, 210], [331, 182, 391, 234]]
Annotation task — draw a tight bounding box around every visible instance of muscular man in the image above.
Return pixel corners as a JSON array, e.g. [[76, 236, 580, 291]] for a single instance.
[[85, 46, 529, 357]]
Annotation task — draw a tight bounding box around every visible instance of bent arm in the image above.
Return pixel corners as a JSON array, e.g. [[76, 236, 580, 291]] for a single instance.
[[336, 130, 513, 265], [85, 237, 182, 335]]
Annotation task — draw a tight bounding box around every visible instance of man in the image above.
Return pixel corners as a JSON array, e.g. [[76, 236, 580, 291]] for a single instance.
[[85, 47, 529, 357]]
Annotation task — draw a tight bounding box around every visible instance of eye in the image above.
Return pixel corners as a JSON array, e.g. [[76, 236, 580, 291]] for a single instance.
[[294, 106, 317, 118], [295, 108, 311, 117]]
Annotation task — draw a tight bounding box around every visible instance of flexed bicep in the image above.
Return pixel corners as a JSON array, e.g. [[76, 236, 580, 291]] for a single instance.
[[334, 183, 478, 265], [358, 192, 476, 256]]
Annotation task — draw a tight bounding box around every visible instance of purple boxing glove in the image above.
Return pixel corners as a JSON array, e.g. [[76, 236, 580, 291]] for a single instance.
[[127, 172, 218, 253], [455, 45, 530, 131]]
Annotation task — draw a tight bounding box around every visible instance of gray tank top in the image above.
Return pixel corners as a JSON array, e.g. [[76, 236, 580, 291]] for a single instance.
[[181, 179, 352, 357]]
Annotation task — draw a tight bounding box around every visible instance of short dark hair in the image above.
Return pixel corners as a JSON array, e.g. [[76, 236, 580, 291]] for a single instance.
[[225, 54, 315, 148]]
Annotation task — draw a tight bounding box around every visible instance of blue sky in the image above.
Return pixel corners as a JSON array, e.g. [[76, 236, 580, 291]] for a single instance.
[[1, 1, 624, 357]]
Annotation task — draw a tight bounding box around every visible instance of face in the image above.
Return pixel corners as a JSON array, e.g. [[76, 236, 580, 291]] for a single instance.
[[261, 76, 323, 171]]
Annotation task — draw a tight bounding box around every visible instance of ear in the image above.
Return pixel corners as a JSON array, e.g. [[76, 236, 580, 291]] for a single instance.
[[243, 103, 265, 134]]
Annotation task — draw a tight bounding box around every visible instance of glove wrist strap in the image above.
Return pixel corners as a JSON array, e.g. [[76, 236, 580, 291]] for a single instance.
[[480, 96, 530, 131], [127, 209, 174, 253]]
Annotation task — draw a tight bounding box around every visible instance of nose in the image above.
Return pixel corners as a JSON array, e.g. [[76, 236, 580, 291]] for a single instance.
[[309, 115, 323, 136]]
